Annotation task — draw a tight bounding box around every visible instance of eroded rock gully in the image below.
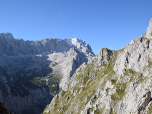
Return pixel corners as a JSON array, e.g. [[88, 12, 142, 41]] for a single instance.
[[138, 91, 151, 114]]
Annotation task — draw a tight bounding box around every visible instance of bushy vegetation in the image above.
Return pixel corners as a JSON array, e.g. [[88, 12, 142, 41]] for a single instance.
[[47, 72, 62, 93], [0, 66, 53, 97], [30, 77, 46, 88], [94, 108, 104, 114], [147, 102, 152, 114]]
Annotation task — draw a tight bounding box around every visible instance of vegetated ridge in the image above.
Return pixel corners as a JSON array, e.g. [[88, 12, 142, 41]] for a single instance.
[[43, 19, 152, 114]]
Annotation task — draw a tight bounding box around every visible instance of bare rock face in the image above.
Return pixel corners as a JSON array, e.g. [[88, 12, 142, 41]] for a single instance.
[[0, 34, 94, 114], [146, 18, 152, 38], [43, 19, 152, 114], [138, 91, 151, 114], [0, 33, 71, 56]]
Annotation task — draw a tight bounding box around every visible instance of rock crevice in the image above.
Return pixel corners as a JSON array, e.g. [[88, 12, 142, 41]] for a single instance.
[[138, 91, 151, 114]]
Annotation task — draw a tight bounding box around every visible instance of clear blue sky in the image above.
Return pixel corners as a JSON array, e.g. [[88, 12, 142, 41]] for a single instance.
[[1, 0, 152, 54]]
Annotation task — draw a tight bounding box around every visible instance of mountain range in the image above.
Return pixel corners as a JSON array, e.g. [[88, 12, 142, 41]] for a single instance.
[[1, 19, 152, 114], [0, 34, 94, 114], [43, 19, 152, 114]]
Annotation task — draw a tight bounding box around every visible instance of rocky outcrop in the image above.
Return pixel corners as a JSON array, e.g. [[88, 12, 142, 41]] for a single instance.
[[138, 91, 151, 114], [43, 19, 152, 114], [59, 47, 93, 91], [0, 34, 94, 114], [146, 18, 152, 38]]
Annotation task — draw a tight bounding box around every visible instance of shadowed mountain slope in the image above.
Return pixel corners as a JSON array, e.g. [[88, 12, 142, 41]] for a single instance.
[[0, 35, 94, 114]]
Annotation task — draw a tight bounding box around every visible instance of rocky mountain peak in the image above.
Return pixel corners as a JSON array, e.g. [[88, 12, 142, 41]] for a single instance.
[[0, 32, 13, 37], [43, 19, 152, 114], [0, 34, 94, 56], [0, 32, 14, 40], [71, 38, 86, 47], [63, 38, 86, 49], [145, 18, 152, 38]]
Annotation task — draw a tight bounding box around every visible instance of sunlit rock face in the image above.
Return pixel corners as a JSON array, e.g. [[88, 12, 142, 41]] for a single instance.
[[0, 33, 91, 56], [0, 34, 94, 114], [146, 18, 152, 39], [43, 19, 152, 114]]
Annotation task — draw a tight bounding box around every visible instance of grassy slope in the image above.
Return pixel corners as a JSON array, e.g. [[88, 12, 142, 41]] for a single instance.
[[44, 37, 152, 114], [43, 48, 127, 114]]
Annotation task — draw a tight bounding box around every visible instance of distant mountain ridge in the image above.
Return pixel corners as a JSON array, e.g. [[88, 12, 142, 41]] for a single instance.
[[0, 34, 94, 114], [0, 33, 92, 56]]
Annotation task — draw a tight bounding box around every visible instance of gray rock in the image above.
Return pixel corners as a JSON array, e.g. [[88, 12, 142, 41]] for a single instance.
[[0, 33, 93, 56], [43, 18, 152, 114], [137, 91, 151, 114], [0, 34, 94, 114], [146, 18, 152, 38]]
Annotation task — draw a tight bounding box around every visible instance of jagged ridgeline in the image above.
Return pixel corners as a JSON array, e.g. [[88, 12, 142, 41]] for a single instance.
[[0, 34, 94, 114], [43, 19, 152, 114]]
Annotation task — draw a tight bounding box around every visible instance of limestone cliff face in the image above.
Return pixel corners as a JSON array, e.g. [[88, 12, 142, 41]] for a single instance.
[[146, 18, 152, 39], [43, 19, 152, 114], [0, 35, 94, 114], [0, 33, 90, 56]]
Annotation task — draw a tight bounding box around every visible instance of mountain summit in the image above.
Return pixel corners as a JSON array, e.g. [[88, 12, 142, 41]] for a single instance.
[[146, 18, 152, 38], [43, 19, 152, 114]]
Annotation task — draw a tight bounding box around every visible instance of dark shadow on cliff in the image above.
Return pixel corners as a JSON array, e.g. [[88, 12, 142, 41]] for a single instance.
[[0, 55, 58, 114]]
